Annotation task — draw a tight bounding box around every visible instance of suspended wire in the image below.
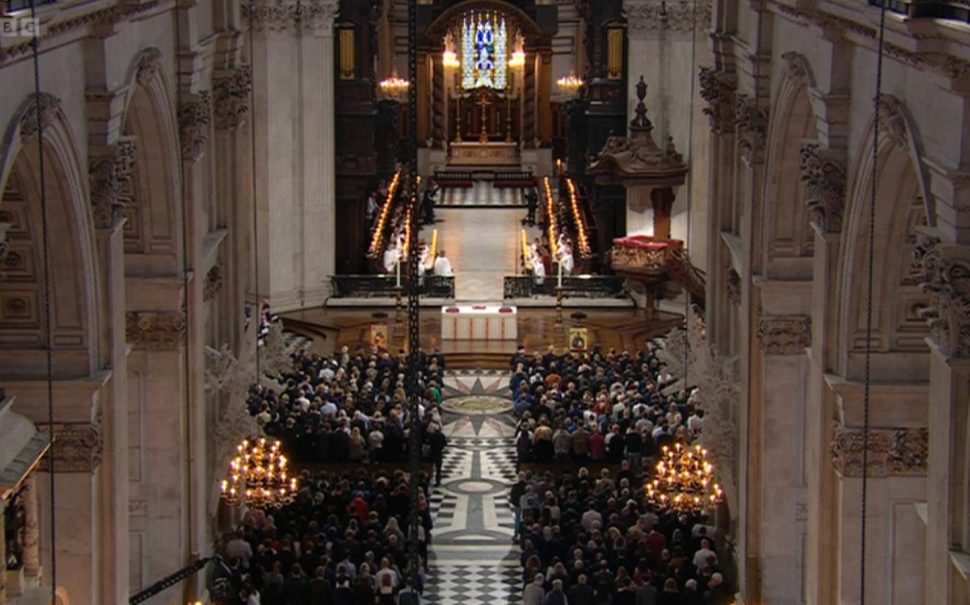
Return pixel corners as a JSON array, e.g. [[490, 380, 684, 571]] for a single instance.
[[26, 0, 56, 598], [681, 0, 700, 391], [860, 0, 889, 602], [248, 2, 261, 378]]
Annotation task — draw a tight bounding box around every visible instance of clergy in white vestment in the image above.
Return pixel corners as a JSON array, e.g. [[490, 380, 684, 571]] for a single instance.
[[433, 250, 453, 276]]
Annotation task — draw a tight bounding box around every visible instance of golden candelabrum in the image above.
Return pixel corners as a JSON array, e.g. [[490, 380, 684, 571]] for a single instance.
[[645, 442, 723, 516], [557, 74, 584, 98], [378, 74, 410, 101], [220, 437, 298, 510]]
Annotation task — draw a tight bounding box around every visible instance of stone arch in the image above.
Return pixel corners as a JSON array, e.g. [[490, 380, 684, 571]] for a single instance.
[[0, 94, 99, 377], [119, 47, 182, 276], [837, 95, 933, 381], [760, 53, 821, 280]]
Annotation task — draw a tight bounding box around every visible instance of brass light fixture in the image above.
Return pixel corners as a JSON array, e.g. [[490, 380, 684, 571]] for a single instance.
[[556, 73, 583, 97], [220, 437, 298, 509], [645, 442, 723, 515]]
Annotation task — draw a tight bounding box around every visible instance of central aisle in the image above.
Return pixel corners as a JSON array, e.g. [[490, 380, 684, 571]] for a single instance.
[[428, 207, 537, 302], [424, 370, 521, 604]]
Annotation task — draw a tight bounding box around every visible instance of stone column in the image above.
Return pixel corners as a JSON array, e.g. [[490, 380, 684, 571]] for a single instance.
[[624, 1, 661, 131], [301, 0, 339, 305], [916, 236, 970, 604]]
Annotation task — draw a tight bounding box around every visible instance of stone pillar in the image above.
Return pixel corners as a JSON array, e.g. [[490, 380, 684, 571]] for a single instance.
[[246, 0, 338, 310], [916, 236, 970, 604], [755, 314, 811, 604], [537, 49, 553, 145]]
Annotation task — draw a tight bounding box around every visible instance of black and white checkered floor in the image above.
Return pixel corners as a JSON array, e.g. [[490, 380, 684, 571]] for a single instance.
[[424, 374, 522, 604]]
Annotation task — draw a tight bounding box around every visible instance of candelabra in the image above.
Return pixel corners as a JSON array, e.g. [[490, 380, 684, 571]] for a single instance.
[[557, 74, 584, 98], [645, 442, 723, 516], [220, 437, 298, 510]]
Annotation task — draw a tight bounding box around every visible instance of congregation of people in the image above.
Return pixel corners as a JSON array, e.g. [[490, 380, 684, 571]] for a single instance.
[[215, 469, 431, 605], [509, 344, 731, 604], [246, 346, 450, 484]]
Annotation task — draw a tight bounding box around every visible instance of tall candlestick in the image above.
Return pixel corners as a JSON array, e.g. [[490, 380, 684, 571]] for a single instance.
[[558, 258, 563, 289], [396, 257, 401, 288]]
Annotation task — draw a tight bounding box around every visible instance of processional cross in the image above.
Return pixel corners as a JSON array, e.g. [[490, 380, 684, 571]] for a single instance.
[[475, 93, 491, 143]]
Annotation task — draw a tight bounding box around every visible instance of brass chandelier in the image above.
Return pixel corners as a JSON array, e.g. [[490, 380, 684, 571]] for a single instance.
[[220, 437, 298, 509], [645, 442, 723, 515]]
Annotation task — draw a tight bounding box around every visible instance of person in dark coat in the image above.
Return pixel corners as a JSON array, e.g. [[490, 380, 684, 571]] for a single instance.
[[426, 423, 448, 486], [567, 574, 597, 605]]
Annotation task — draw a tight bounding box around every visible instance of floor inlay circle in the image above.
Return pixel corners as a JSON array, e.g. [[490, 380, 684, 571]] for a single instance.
[[441, 394, 513, 415], [455, 480, 493, 493]]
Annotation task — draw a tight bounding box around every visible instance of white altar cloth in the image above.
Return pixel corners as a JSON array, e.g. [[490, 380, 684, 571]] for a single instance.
[[440, 305, 517, 340]]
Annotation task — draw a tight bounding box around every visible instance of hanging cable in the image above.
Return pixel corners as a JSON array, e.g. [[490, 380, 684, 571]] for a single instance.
[[860, 1, 889, 602], [25, 0, 56, 599], [248, 2, 261, 377], [681, 0, 700, 391]]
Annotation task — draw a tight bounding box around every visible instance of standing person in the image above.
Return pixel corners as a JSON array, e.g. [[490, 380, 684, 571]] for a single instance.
[[426, 423, 448, 486], [522, 574, 546, 605], [432, 250, 453, 276], [510, 472, 528, 542]]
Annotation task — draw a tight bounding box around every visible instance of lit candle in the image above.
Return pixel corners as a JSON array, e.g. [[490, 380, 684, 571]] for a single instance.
[[558, 258, 563, 289], [396, 257, 401, 288]]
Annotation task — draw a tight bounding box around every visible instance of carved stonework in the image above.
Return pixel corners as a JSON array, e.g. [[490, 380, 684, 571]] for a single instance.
[[726, 269, 741, 305], [832, 424, 928, 478], [800, 144, 846, 233], [299, 0, 339, 35], [735, 94, 768, 165], [135, 48, 163, 86], [18, 93, 61, 142], [179, 91, 211, 162], [624, 0, 711, 34], [698, 67, 736, 134], [757, 315, 810, 355], [89, 138, 136, 229], [126, 311, 187, 350], [879, 94, 910, 151], [203, 265, 223, 302], [0, 221, 10, 281], [781, 51, 811, 84], [213, 66, 253, 130], [38, 423, 103, 473], [914, 235, 970, 358]]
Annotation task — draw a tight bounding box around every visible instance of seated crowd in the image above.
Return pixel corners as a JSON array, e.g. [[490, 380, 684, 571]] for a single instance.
[[247, 346, 449, 476], [510, 343, 731, 604], [215, 469, 431, 605]]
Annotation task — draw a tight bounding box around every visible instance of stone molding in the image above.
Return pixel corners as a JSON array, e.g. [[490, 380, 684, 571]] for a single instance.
[[179, 91, 211, 162], [915, 235, 970, 358], [831, 423, 928, 478], [134, 48, 163, 87], [125, 310, 187, 350], [89, 138, 136, 229], [0, 221, 10, 281], [18, 93, 61, 143], [735, 94, 768, 165], [698, 67, 736, 134], [38, 423, 103, 473], [726, 269, 741, 305], [757, 314, 810, 355], [213, 66, 253, 130], [800, 143, 846, 233], [203, 265, 223, 302], [624, 0, 712, 35], [243, 0, 338, 34]]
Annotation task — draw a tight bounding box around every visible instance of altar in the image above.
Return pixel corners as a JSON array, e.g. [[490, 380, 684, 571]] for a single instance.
[[440, 304, 517, 340], [448, 142, 520, 166]]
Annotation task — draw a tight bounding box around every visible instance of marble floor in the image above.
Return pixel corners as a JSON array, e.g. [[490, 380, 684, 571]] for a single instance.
[[421, 207, 541, 302], [424, 371, 522, 604], [436, 182, 529, 207]]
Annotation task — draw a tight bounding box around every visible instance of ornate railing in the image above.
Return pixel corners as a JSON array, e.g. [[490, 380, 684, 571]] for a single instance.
[[503, 275, 626, 299], [330, 274, 455, 298], [609, 235, 706, 303]]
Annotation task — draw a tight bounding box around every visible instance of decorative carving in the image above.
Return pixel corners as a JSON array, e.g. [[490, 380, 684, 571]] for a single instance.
[[299, 0, 339, 35], [179, 91, 211, 162], [134, 48, 163, 86], [38, 423, 103, 473], [735, 94, 768, 165], [18, 93, 61, 142], [757, 315, 810, 355], [800, 144, 846, 233], [781, 51, 811, 84], [0, 222, 10, 281], [89, 138, 137, 229], [213, 66, 253, 130], [243, 0, 298, 32], [203, 265, 223, 302], [624, 0, 712, 34], [832, 424, 928, 477], [658, 312, 740, 513], [914, 235, 970, 358], [125, 310, 187, 350], [879, 94, 909, 151], [726, 269, 741, 305], [698, 67, 736, 134]]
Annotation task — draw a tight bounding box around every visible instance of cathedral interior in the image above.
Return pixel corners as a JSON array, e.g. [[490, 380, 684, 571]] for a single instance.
[[0, 0, 969, 603]]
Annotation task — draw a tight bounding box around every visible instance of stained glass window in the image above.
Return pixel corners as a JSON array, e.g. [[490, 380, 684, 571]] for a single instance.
[[461, 13, 508, 90]]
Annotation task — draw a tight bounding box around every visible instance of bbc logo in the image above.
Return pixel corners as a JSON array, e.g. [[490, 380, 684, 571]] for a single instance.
[[1, 17, 40, 37]]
